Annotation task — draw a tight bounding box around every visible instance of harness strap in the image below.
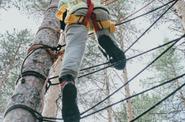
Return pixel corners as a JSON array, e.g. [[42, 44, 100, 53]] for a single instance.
[[84, 0, 94, 27], [4, 104, 43, 122], [28, 44, 65, 62], [91, 13, 99, 32], [16, 70, 47, 85], [65, 14, 116, 32]]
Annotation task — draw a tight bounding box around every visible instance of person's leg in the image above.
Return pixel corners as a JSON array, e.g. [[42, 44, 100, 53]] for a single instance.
[[59, 24, 88, 79], [59, 24, 88, 122], [94, 8, 126, 70]]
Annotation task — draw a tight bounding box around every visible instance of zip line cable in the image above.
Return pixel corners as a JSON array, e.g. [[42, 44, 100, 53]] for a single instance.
[[130, 82, 185, 122], [104, 0, 118, 6], [124, 0, 178, 53], [80, 34, 185, 116], [80, 72, 185, 119], [115, 0, 175, 26], [79, 35, 182, 73], [123, 0, 156, 21]]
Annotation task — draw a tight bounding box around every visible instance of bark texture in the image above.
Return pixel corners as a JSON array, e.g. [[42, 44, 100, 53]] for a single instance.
[[42, 34, 65, 117], [42, 57, 62, 118], [174, 0, 185, 31], [3, 0, 60, 121], [122, 68, 133, 122], [105, 70, 113, 122]]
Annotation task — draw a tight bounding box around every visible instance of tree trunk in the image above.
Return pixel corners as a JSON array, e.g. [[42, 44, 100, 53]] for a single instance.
[[122, 68, 134, 122], [42, 57, 61, 118], [174, 0, 185, 31], [3, 0, 60, 121], [105, 70, 113, 122], [42, 33, 65, 117], [174, 0, 185, 106]]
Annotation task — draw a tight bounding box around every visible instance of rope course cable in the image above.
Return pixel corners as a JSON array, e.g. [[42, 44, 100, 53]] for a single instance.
[[124, 0, 178, 53], [123, 0, 156, 20], [80, 72, 185, 119], [115, 0, 176, 26], [80, 33, 185, 116], [78, 35, 183, 73]]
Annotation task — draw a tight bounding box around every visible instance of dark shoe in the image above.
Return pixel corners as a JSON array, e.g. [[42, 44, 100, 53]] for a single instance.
[[60, 75, 80, 122], [98, 35, 126, 70]]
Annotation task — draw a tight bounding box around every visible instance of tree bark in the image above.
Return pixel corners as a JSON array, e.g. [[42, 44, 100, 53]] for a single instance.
[[174, 0, 185, 106], [174, 0, 185, 31], [122, 68, 134, 122], [104, 70, 113, 122], [3, 0, 60, 121], [42, 57, 62, 118], [42, 33, 65, 118]]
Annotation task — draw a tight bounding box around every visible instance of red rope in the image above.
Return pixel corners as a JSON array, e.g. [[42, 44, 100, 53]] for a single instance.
[[84, 0, 94, 26]]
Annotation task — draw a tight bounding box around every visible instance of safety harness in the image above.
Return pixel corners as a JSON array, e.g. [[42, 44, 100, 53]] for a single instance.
[[56, 0, 116, 32]]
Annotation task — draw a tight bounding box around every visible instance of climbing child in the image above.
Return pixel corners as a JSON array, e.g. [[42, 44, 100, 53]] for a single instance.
[[56, 0, 126, 122]]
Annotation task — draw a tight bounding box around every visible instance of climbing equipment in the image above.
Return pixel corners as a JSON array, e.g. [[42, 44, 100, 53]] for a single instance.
[[65, 14, 116, 32], [28, 44, 65, 62], [56, 0, 116, 32]]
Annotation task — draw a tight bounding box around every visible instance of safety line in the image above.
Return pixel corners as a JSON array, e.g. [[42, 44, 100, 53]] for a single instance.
[[116, 0, 175, 26], [123, 0, 156, 21], [79, 36, 181, 73], [80, 72, 185, 119], [80, 34, 185, 116], [124, 0, 178, 53]]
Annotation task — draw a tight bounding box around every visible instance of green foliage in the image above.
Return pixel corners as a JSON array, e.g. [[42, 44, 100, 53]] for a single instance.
[[152, 40, 184, 80], [132, 94, 165, 122], [115, 94, 164, 122], [0, 29, 33, 112], [149, 39, 185, 121]]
